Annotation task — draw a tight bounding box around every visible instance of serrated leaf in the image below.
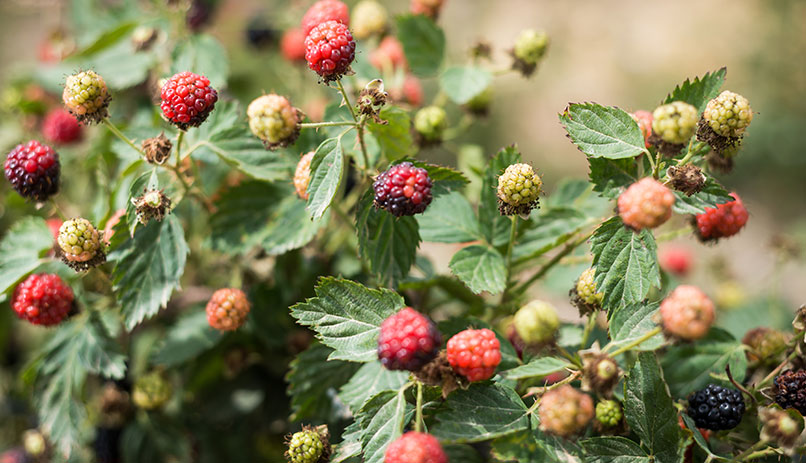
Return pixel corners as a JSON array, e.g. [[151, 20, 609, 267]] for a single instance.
[[480, 145, 522, 246], [286, 344, 360, 422], [443, 444, 484, 463], [71, 21, 137, 58], [513, 208, 591, 263], [412, 162, 470, 193], [501, 357, 570, 380], [306, 137, 345, 220], [560, 103, 647, 159], [356, 390, 413, 463], [417, 191, 483, 243], [0, 217, 53, 294], [290, 278, 404, 362], [261, 195, 330, 255], [396, 15, 445, 77], [680, 414, 730, 461], [208, 181, 285, 255], [339, 361, 410, 413], [449, 245, 506, 295], [491, 431, 545, 463], [672, 177, 733, 214], [608, 302, 664, 352], [664, 68, 727, 113], [431, 383, 529, 443], [333, 421, 363, 462], [588, 157, 638, 199], [581, 437, 652, 463], [591, 217, 660, 313], [367, 107, 414, 161], [439, 67, 492, 104], [151, 310, 223, 367], [111, 215, 189, 331], [171, 34, 229, 88]]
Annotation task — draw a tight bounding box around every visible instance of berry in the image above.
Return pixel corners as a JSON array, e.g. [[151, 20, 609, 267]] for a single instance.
[[370, 36, 407, 71], [304, 20, 356, 82], [287, 428, 326, 463], [465, 86, 491, 116], [410, 0, 446, 19], [651, 101, 698, 145], [538, 385, 594, 437], [4, 140, 60, 201], [42, 109, 82, 145], [281, 27, 307, 62], [62, 70, 110, 124], [595, 400, 623, 428], [703, 91, 753, 138], [159, 71, 218, 130], [576, 267, 603, 305], [511, 29, 549, 77], [513, 300, 559, 345], [373, 162, 433, 217], [389, 74, 423, 107], [132, 371, 173, 410], [247, 94, 302, 149], [694, 193, 748, 241], [245, 18, 276, 49], [0, 449, 29, 463], [11, 274, 73, 326], [206, 288, 251, 331], [759, 406, 804, 450], [377, 307, 441, 371], [384, 432, 447, 463], [774, 370, 806, 416], [496, 163, 542, 216], [358, 79, 388, 122], [659, 246, 693, 276], [351, 0, 388, 39], [667, 164, 705, 196], [301, 0, 350, 36], [294, 152, 315, 200], [617, 178, 675, 230], [142, 133, 173, 165], [57, 218, 106, 271], [687, 384, 745, 431], [93, 426, 122, 463], [414, 106, 447, 143], [631, 110, 653, 148], [660, 285, 715, 341], [22, 429, 47, 458], [446, 328, 501, 382], [582, 353, 620, 394], [742, 327, 789, 366]]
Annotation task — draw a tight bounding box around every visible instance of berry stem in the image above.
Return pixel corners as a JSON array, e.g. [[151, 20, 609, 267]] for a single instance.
[[415, 381, 424, 433], [756, 350, 798, 389], [300, 121, 358, 129], [504, 215, 518, 287], [102, 118, 146, 157], [607, 326, 662, 356], [652, 151, 662, 179], [734, 441, 768, 461], [645, 148, 657, 174], [579, 313, 597, 350], [335, 79, 370, 171], [675, 137, 701, 167], [175, 130, 185, 167], [525, 370, 582, 414]]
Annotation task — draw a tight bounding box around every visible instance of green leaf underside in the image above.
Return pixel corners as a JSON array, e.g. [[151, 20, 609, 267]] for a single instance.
[[0, 217, 53, 295], [431, 383, 530, 443], [307, 137, 345, 220], [664, 68, 727, 113], [560, 103, 647, 159], [661, 328, 747, 397], [608, 302, 664, 352], [440, 67, 492, 104], [448, 245, 507, 295], [501, 357, 570, 380], [396, 15, 445, 77]]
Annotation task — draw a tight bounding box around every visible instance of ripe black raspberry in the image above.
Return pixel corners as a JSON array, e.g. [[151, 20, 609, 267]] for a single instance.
[[687, 384, 745, 431], [373, 162, 433, 217], [159, 71, 218, 130], [304, 20, 356, 82], [11, 273, 74, 326], [377, 307, 441, 371], [774, 370, 806, 416], [4, 140, 60, 201]]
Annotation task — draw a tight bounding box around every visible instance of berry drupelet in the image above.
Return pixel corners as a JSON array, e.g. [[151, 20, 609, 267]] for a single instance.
[[206, 288, 251, 331], [4, 140, 60, 201], [304, 20, 356, 82], [446, 328, 501, 382], [617, 177, 675, 230], [774, 370, 806, 416], [11, 274, 74, 326], [377, 307, 441, 371], [159, 71, 218, 130], [693, 193, 748, 241], [384, 432, 447, 463], [373, 162, 433, 217], [687, 384, 745, 431]]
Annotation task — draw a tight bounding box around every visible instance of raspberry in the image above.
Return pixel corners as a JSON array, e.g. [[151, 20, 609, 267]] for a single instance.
[[304, 20, 356, 82], [659, 245, 693, 276], [742, 327, 788, 366], [687, 384, 745, 431], [595, 400, 623, 428], [496, 163, 542, 216], [132, 371, 173, 410], [206, 288, 251, 331], [159, 71, 218, 130], [384, 432, 447, 463], [62, 70, 110, 124], [351, 0, 388, 39], [446, 328, 501, 382], [11, 274, 73, 326], [377, 307, 441, 371], [370, 36, 407, 72], [759, 406, 804, 450], [513, 300, 559, 345], [286, 428, 326, 463], [57, 218, 106, 271], [617, 178, 675, 230], [511, 29, 549, 77], [538, 385, 594, 437], [667, 164, 705, 196], [659, 285, 715, 341], [774, 370, 806, 416], [281, 27, 307, 62], [294, 152, 315, 200], [702, 91, 753, 138], [410, 0, 446, 19], [631, 110, 653, 148], [131, 189, 172, 225], [247, 94, 302, 149], [141, 133, 173, 165], [693, 193, 748, 241], [42, 109, 82, 145], [372, 162, 433, 217], [4, 140, 60, 201], [575, 267, 603, 306], [651, 101, 698, 145], [414, 106, 447, 144], [301, 0, 350, 36]]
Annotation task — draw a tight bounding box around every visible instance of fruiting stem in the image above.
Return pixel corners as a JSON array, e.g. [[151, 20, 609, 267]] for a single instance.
[[336, 79, 358, 122], [580, 313, 597, 350], [742, 448, 781, 461], [335, 79, 370, 171], [608, 326, 662, 356], [676, 137, 703, 167], [734, 441, 767, 461], [300, 121, 358, 129], [757, 350, 798, 389], [415, 381, 424, 433], [645, 149, 657, 173], [652, 151, 662, 179], [505, 215, 518, 287], [175, 130, 185, 167], [525, 370, 582, 414], [102, 118, 145, 157]]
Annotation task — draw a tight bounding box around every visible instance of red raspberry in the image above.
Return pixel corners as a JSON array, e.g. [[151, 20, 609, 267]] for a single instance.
[[384, 432, 447, 463], [631, 110, 653, 149], [538, 385, 594, 437], [159, 71, 218, 130], [11, 273, 74, 326], [42, 109, 82, 145], [206, 288, 251, 331], [694, 193, 748, 241], [410, 0, 446, 19], [377, 307, 441, 371], [446, 328, 501, 382], [281, 27, 307, 62], [659, 245, 693, 276], [660, 285, 715, 341], [301, 0, 350, 36], [370, 36, 407, 72], [304, 20, 356, 82], [4, 140, 60, 201], [373, 162, 433, 217], [617, 178, 675, 230]]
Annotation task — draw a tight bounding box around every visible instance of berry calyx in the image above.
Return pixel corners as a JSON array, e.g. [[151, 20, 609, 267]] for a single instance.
[[57, 218, 106, 272], [62, 70, 110, 124], [141, 133, 173, 165], [131, 189, 172, 225], [687, 384, 745, 431], [286, 426, 330, 463], [617, 178, 675, 230], [759, 406, 804, 450], [511, 29, 549, 77], [410, 0, 446, 19], [206, 288, 251, 331], [132, 371, 172, 410], [667, 164, 706, 196], [370, 36, 407, 72], [358, 79, 388, 123], [693, 193, 748, 242], [42, 109, 82, 145], [742, 327, 789, 366], [660, 285, 715, 341], [281, 27, 307, 63], [351, 0, 388, 39], [595, 400, 623, 428], [304, 20, 356, 82], [702, 91, 753, 138], [631, 110, 653, 148], [774, 370, 806, 416], [11, 273, 74, 326], [294, 152, 315, 200], [446, 328, 502, 382], [372, 162, 433, 217], [659, 245, 693, 277], [582, 353, 620, 395], [4, 140, 60, 201], [247, 94, 302, 150], [377, 307, 441, 371], [651, 101, 698, 145], [538, 385, 594, 437], [301, 0, 350, 36], [513, 300, 559, 346], [496, 162, 542, 216], [159, 71, 218, 130], [413, 106, 447, 144], [384, 432, 447, 463]]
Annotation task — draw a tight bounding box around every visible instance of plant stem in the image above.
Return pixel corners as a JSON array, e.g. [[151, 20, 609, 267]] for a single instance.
[[608, 326, 662, 356], [103, 118, 145, 157], [743, 448, 780, 461], [734, 441, 766, 461], [336, 79, 358, 122], [300, 121, 357, 129], [645, 150, 656, 174], [512, 230, 593, 296], [415, 381, 424, 433], [175, 130, 185, 167], [525, 371, 582, 414], [653, 151, 662, 178], [757, 351, 798, 389], [335, 79, 370, 171], [580, 313, 597, 350], [505, 215, 518, 285]]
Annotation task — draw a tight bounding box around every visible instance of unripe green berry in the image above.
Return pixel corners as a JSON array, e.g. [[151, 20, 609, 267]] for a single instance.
[[351, 0, 388, 40], [62, 70, 110, 124], [414, 106, 447, 142], [132, 371, 173, 410], [466, 86, 492, 114], [497, 163, 542, 216], [513, 300, 559, 345], [595, 400, 623, 428], [247, 94, 301, 149], [57, 218, 103, 264], [651, 101, 698, 145], [576, 268, 603, 305], [513, 29, 549, 65], [703, 91, 753, 138], [287, 429, 325, 463]]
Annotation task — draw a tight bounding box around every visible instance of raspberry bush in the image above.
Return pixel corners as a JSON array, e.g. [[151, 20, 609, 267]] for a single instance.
[[0, 2, 803, 463]]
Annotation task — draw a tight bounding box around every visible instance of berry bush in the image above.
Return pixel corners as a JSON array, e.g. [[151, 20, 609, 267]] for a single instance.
[[0, 1, 804, 462]]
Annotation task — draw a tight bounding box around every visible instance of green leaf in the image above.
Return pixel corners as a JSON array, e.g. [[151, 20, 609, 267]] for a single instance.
[[449, 245, 506, 295], [396, 15, 445, 76], [151, 310, 223, 367], [356, 390, 413, 463], [501, 357, 570, 380], [491, 431, 549, 463], [431, 383, 530, 443], [333, 421, 363, 462], [591, 217, 660, 313], [588, 157, 638, 199], [439, 67, 492, 104], [581, 437, 652, 463], [672, 177, 733, 214], [306, 137, 345, 220], [413, 162, 470, 193], [339, 361, 410, 413], [367, 107, 415, 161], [111, 215, 189, 331], [664, 68, 727, 113], [171, 34, 230, 88], [71, 21, 137, 58], [261, 194, 330, 255], [417, 191, 483, 243], [560, 103, 647, 159], [608, 302, 664, 352], [209, 181, 285, 255], [286, 344, 361, 422], [624, 352, 685, 463], [290, 277, 404, 362], [661, 328, 747, 398], [480, 145, 522, 246], [443, 444, 484, 463], [513, 208, 591, 263], [0, 217, 53, 295], [125, 168, 160, 237]]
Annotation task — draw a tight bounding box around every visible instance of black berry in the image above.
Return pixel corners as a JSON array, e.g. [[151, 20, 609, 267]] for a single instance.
[[687, 384, 745, 431], [774, 370, 806, 416], [372, 162, 433, 217]]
